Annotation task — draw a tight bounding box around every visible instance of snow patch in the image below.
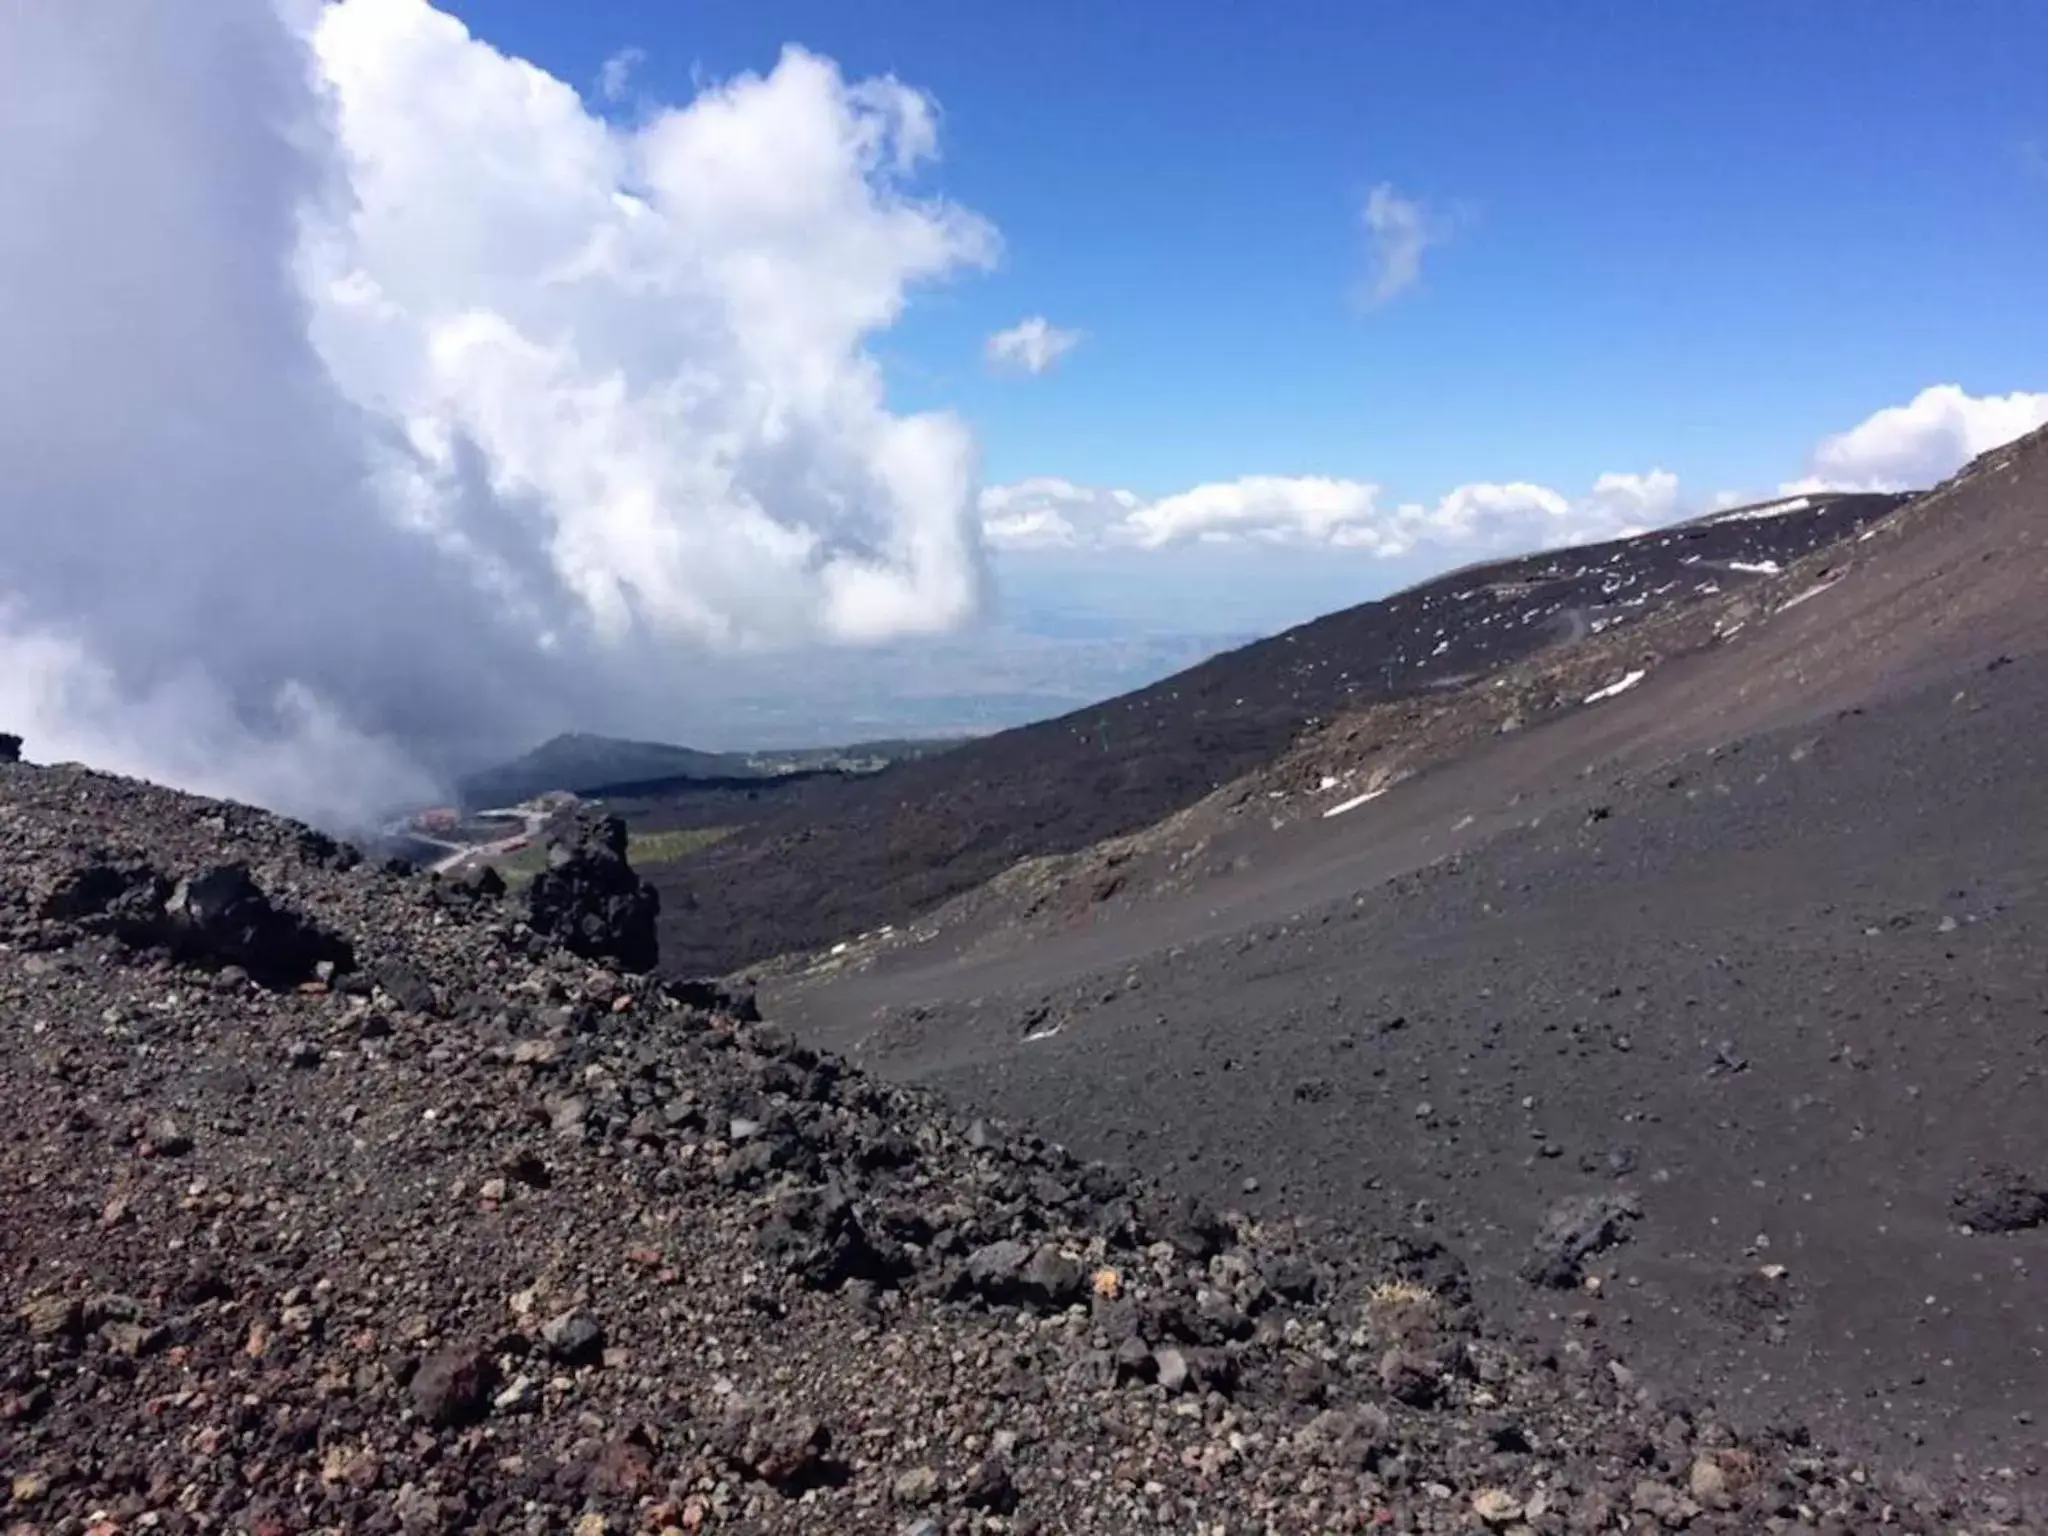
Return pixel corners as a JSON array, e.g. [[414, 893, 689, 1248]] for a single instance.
[[1726, 560, 1782, 576], [1323, 787, 1388, 819], [1779, 579, 1840, 613], [1583, 669, 1647, 705], [1713, 496, 1814, 523]]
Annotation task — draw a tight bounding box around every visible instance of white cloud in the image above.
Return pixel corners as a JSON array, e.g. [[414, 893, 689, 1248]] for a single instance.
[[597, 44, 644, 102], [1130, 476, 1382, 548], [980, 471, 1655, 558], [983, 382, 2048, 567], [1393, 481, 1573, 550], [1583, 469, 1681, 537], [986, 315, 1082, 375], [0, 0, 998, 823], [1357, 183, 1445, 309], [1784, 384, 2048, 493], [978, 478, 1141, 549]]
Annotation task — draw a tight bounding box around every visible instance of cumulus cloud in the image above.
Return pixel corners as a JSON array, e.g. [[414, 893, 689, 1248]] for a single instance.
[[1583, 470, 1682, 536], [1131, 477, 1381, 548], [597, 44, 645, 102], [0, 0, 996, 824], [1357, 183, 1446, 309], [979, 471, 1660, 559], [986, 316, 1082, 375], [979, 478, 1138, 549], [1784, 384, 2048, 493], [983, 382, 2046, 567]]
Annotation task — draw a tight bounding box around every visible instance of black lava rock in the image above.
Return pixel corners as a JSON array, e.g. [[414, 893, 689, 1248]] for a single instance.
[[757, 1183, 907, 1291], [374, 957, 439, 1016], [52, 859, 351, 989], [1952, 1166, 2048, 1233], [540, 1311, 606, 1366], [38, 861, 165, 922], [159, 864, 356, 988], [1519, 1193, 1642, 1289], [411, 1347, 497, 1426], [526, 813, 660, 973], [294, 827, 361, 872]]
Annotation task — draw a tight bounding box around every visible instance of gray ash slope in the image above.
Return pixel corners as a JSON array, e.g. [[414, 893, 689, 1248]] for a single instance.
[[12, 772, 2031, 1531], [650, 492, 1906, 977], [765, 429, 2048, 1517]]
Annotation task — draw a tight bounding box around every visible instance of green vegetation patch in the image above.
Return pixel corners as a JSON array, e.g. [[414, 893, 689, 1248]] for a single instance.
[[627, 825, 733, 866], [491, 824, 732, 889]]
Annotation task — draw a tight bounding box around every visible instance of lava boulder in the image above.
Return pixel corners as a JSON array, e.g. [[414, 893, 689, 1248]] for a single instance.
[[526, 812, 660, 973]]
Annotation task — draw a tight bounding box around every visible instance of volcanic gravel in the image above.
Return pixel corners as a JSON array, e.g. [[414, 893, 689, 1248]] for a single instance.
[[6, 763, 2033, 1534], [761, 432, 2048, 1525], [648, 495, 1906, 977], [777, 660, 2048, 1507]]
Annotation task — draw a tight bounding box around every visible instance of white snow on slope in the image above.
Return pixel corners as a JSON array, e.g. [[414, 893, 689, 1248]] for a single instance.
[[1323, 786, 1389, 818], [1779, 579, 1841, 613], [1712, 496, 1814, 523], [1583, 669, 1647, 705]]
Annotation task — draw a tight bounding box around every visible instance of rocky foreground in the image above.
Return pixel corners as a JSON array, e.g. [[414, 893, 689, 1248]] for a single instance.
[[1, 759, 2031, 1534]]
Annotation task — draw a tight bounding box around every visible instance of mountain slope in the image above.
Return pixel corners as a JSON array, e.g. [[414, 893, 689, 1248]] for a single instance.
[[649, 492, 1906, 975], [761, 425, 2048, 1491], [4, 761, 2016, 1530]]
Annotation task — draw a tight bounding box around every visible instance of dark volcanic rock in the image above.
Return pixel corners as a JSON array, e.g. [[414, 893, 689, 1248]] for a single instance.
[[1518, 1193, 1642, 1289], [159, 864, 355, 987], [1952, 1166, 2048, 1233], [46, 857, 351, 988], [294, 826, 361, 871], [454, 862, 506, 900], [374, 956, 439, 1015], [539, 1310, 606, 1366], [412, 1347, 497, 1426], [756, 1183, 905, 1291], [526, 811, 660, 973], [37, 859, 164, 922], [0, 732, 21, 763], [960, 1455, 1018, 1512], [1155, 1192, 1228, 1260], [712, 1402, 841, 1492], [960, 1239, 1087, 1310]]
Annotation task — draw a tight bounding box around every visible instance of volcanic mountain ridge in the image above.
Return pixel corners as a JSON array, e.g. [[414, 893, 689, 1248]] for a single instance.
[[644, 491, 1907, 979], [2, 756, 2037, 1531], [755, 423, 2048, 1506]]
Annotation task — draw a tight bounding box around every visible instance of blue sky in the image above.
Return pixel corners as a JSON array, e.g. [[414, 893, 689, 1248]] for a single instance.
[[7, 0, 2047, 821], [454, 0, 2048, 505]]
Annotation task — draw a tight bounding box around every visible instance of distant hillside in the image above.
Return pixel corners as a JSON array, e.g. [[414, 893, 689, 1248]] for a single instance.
[[644, 492, 1910, 974], [457, 733, 754, 808], [459, 731, 967, 810]]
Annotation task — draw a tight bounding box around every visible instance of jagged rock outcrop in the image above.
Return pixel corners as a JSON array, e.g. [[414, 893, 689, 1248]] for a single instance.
[[525, 810, 660, 972], [35, 856, 352, 987]]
